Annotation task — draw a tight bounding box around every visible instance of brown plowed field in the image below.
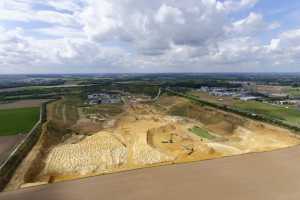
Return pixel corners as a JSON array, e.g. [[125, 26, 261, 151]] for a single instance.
[[0, 135, 24, 163], [1, 145, 300, 200], [0, 100, 50, 110]]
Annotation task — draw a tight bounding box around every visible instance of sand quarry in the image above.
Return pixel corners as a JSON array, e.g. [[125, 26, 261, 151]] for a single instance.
[[5, 95, 300, 190]]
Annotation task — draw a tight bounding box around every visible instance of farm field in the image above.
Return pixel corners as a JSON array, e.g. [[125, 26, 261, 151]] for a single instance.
[[233, 101, 300, 126], [0, 107, 40, 136], [0, 135, 24, 163], [286, 87, 300, 98], [0, 99, 49, 110], [190, 91, 300, 127], [2, 144, 300, 200], [256, 85, 300, 98], [5, 94, 300, 191]]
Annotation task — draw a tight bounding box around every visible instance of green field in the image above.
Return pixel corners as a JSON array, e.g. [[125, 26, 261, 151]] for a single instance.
[[189, 92, 300, 127], [0, 107, 40, 136], [233, 101, 300, 126], [287, 87, 300, 98], [189, 126, 216, 140], [188, 91, 300, 127]]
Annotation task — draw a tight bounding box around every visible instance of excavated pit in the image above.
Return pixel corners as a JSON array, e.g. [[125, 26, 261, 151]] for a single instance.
[[5, 96, 300, 190]]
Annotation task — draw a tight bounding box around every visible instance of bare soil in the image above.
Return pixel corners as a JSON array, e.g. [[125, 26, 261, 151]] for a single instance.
[[1, 145, 300, 200], [0, 100, 51, 110], [0, 135, 24, 163]]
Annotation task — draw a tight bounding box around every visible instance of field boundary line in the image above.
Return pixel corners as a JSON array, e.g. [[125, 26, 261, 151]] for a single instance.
[[0, 99, 57, 191]]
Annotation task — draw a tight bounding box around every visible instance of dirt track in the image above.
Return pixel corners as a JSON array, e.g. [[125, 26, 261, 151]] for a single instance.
[[1, 145, 300, 200]]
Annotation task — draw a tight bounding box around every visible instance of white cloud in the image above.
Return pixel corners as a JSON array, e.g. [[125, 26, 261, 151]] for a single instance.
[[229, 12, 266, 35], [80, 0, 227, 55], [222, 0, 259, 12], [0, 28, 52, 71], [47, 0, 83, 12], [266, 29, 300, 64], [269, 22, 281, 30], [33, 26, 85, 39], [0, 0, 300, 73], [0, 0, 79, 27], [155, 4, 185, 25]]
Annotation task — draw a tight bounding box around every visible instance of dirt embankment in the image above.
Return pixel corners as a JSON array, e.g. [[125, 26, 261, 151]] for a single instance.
[[5, 98, 125, 190], [4, 99, 80, 191]]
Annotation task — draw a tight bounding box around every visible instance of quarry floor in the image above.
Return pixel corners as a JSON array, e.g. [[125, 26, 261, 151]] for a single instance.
[[1, 144, 300, 200]]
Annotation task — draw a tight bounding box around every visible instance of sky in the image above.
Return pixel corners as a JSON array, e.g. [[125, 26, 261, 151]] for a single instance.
[[0, 0, 300, 74]]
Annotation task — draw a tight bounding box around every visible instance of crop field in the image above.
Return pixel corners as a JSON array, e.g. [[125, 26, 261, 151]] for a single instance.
[[0, 99, 49, 110], [286, 87, 300, 98], [255, 85, 300, 98], [3, 145, 300, 200], [0, 107, 40, 136], [190, 91, 300, 127], [233, 101, 300, 126], [256, 85, 287, 94]]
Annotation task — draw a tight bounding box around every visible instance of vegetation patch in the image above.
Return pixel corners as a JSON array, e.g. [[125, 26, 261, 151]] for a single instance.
[[233, 101, 300, 126], [189, 91, 300, 127], [0, 107, 40, 136], [287, 87, 300, 98], [189, 126, 216, 140]]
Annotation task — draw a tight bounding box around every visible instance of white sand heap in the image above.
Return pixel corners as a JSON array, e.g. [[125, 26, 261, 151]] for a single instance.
[[44, 132, 127, 176]]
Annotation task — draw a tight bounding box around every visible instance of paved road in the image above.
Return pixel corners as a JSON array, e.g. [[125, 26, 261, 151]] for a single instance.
[[1, 145, 300, 200]]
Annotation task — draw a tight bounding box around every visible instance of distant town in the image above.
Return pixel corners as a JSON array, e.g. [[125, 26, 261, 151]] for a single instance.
[[197, 82, 300, 108]]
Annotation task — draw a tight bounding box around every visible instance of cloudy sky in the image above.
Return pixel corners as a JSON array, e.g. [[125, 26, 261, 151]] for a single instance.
[[0, 0, 300, 74]]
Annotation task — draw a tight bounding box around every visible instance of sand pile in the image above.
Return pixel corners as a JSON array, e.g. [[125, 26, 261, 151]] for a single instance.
[[44, 132, 127, 176]]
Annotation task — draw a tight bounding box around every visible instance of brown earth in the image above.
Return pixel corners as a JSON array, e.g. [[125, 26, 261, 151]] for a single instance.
[[189, 91, 236, 106], [0, 135, 24, 163], [256, 84, 288, 94], [0, 100, 51, 110], [1, 145, 300, 200]]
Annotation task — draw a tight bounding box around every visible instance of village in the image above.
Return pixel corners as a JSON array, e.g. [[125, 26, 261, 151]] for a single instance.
[[86, 93, 122, 105], [196, 83, 300, 108]]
